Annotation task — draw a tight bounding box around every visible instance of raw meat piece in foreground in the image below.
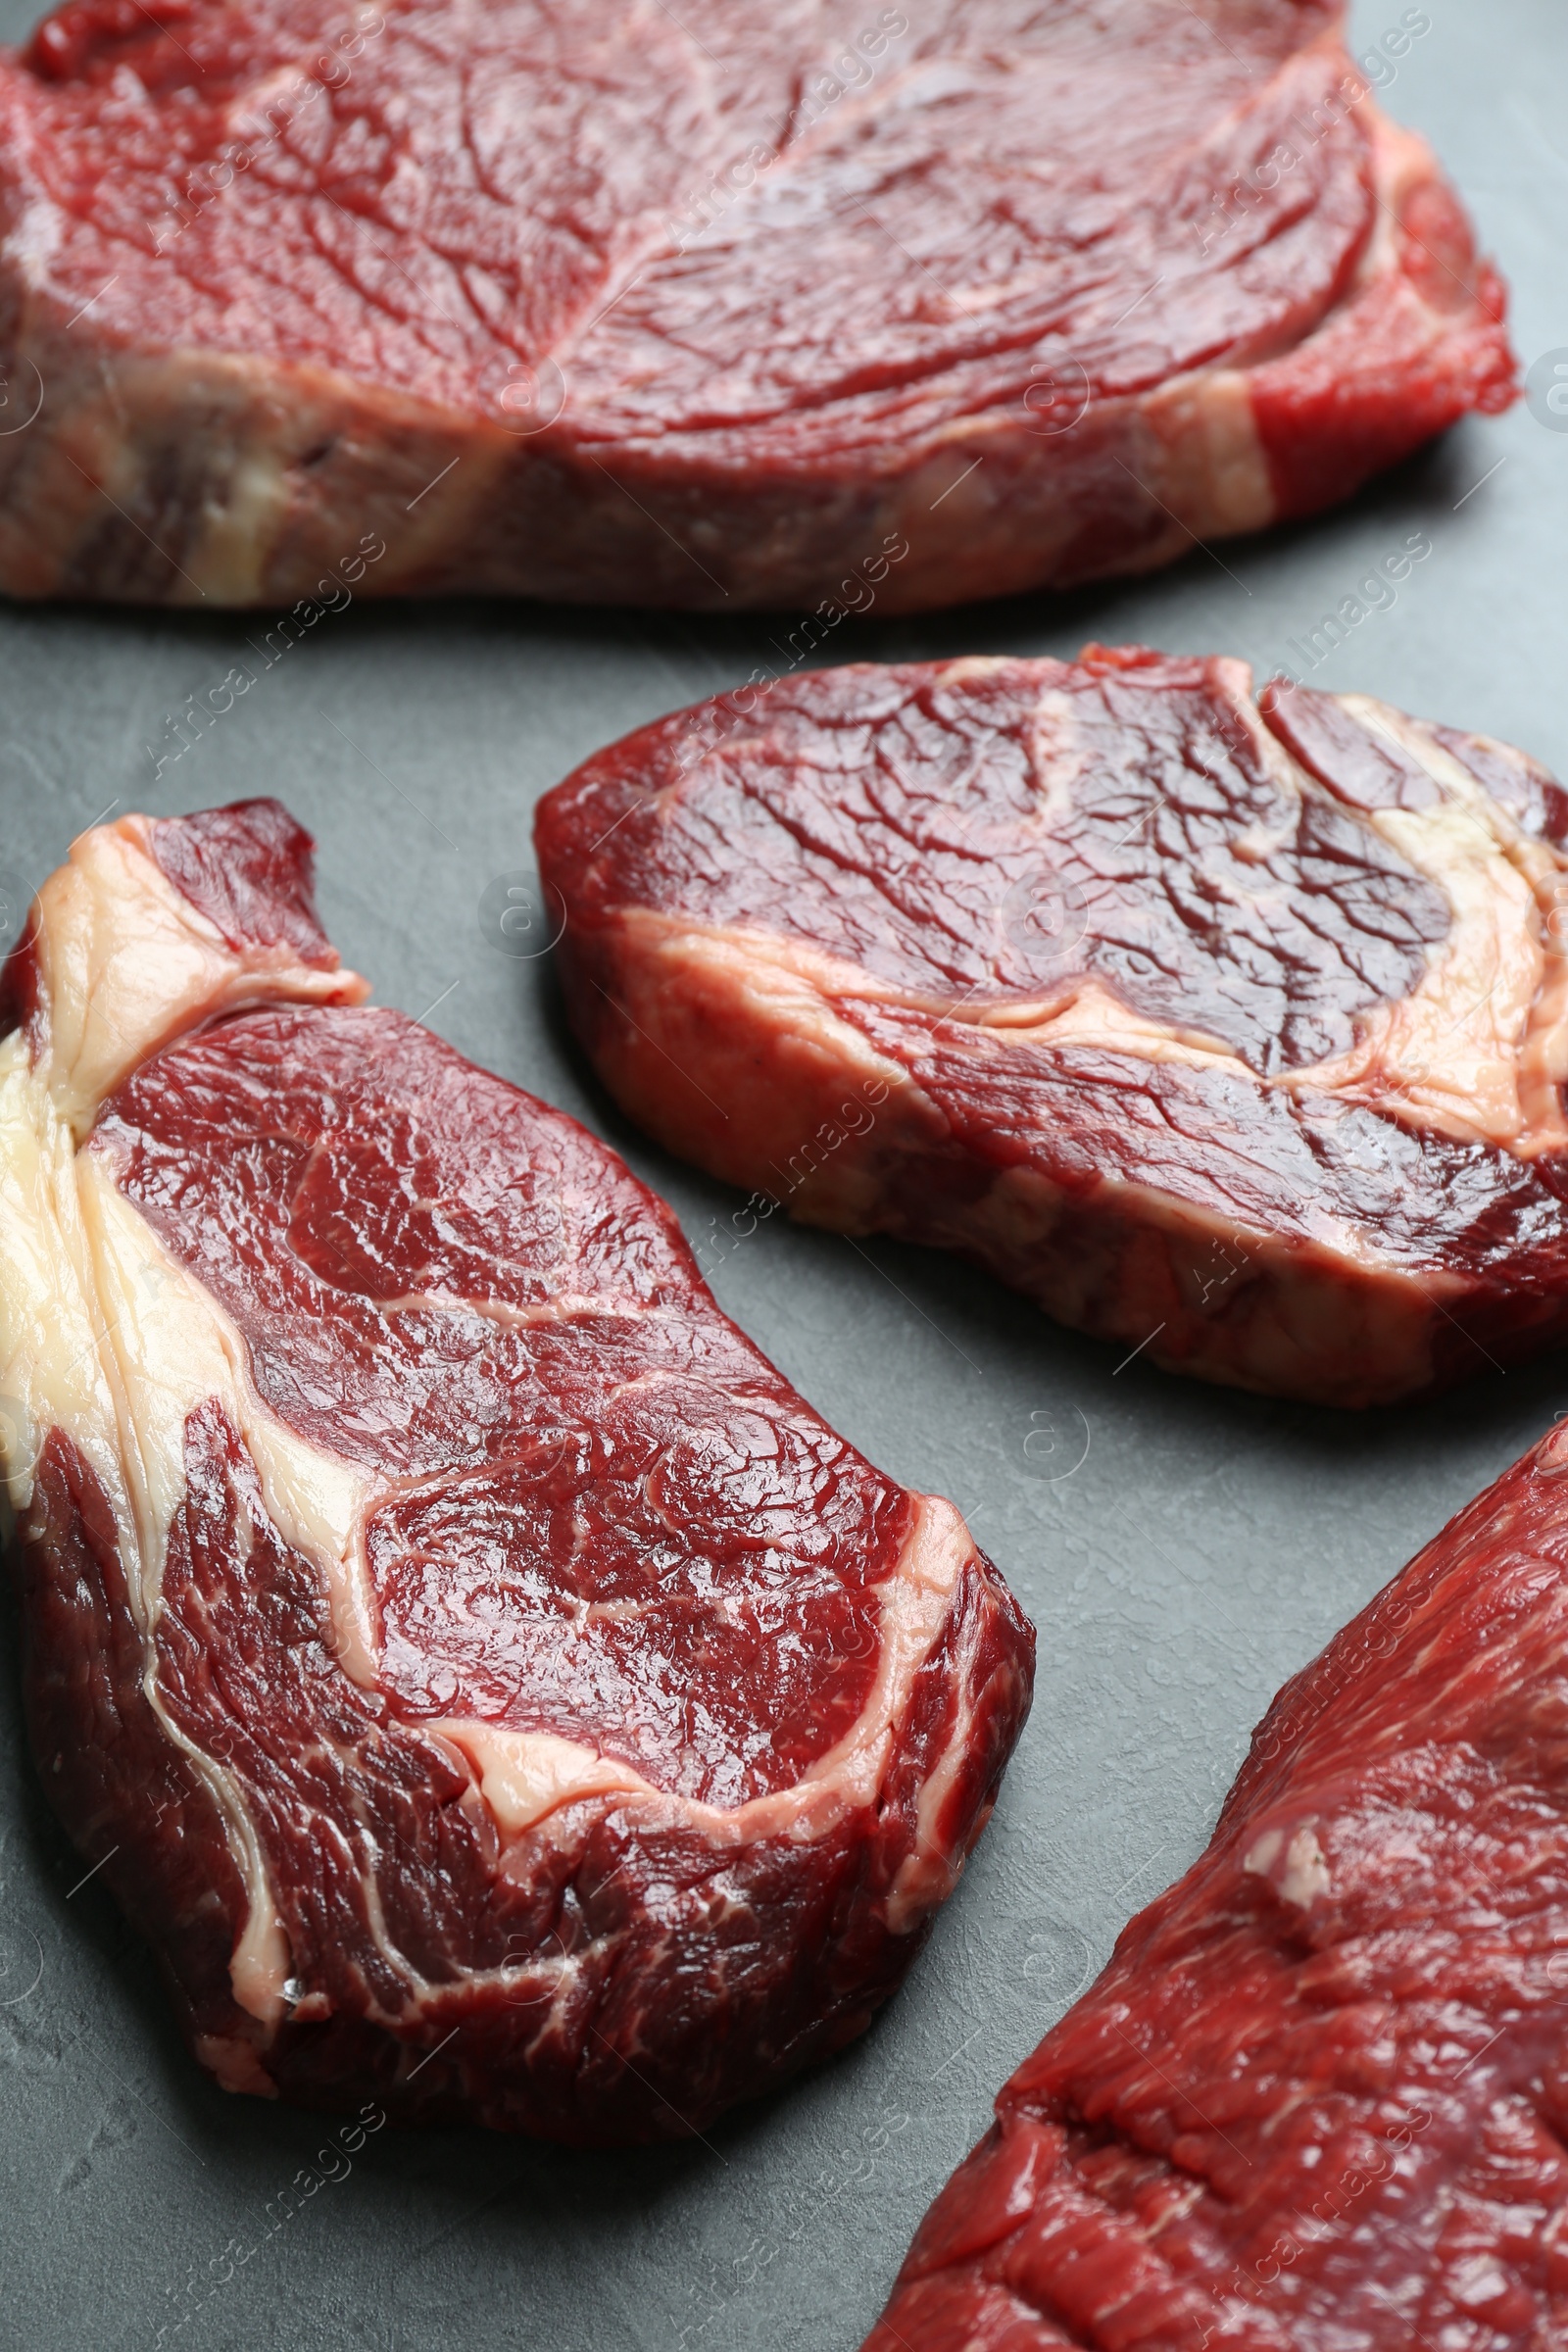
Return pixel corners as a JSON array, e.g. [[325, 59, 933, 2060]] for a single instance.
[[0, 799, 1033, 2142], [862, 1422, 1568, 2350], [537, 646, 1568, 1407], [0, 0, 1513, 611]]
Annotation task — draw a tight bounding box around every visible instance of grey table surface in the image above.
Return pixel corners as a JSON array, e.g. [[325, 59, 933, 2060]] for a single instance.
[[2, 2, 1566, 2345]]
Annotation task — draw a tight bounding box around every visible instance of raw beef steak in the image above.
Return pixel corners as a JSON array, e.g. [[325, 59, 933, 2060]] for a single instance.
[[0, 799, 1033, 2142], [536, 646, 1568, 1408], [0, 0, 1513, 611], [863, 1422, 1568, 2352]]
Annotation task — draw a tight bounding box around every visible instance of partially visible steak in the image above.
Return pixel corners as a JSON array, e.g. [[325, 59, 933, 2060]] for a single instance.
[[537, 647, 1568, 1407], [0, 800, 1033, 2142], [0, 0, 1512, 611], [862, 1421, 1568, 2351]]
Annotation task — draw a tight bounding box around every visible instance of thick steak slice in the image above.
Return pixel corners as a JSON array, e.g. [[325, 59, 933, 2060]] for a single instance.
[[0, 0, 1512, 611], [0, 800, 1033, 2142], [536, 646, 1568, 1409], [862, 1424, 1568, 2352]]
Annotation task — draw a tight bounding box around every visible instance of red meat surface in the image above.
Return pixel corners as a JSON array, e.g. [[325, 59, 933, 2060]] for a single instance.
[[0, 799, 1033, 2142], [863, 1420, 1568, 2349], [536, 647, 1568, 1407], [0, 0, 1513, 609]]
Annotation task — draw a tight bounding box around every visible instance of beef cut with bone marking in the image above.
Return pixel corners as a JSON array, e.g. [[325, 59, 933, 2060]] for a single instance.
[[862, 1420, 1568, 2351], [536, 646, 1568, 1408], [0, 799, 1033, 2141], [0, 0, 1513, 610]]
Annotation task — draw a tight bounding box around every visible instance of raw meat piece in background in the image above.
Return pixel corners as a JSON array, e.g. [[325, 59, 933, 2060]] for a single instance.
[[863, 1420, 1568, 2351], [536, 646, 1568, 1408], [0, 799, 1034, 2142], [0, 0, 1513, 611]]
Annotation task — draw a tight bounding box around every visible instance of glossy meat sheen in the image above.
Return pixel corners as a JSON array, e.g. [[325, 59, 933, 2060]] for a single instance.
[[97, 1008, 904, 1805], [537, 646, 1568, 1406], [863, 1422, 1568, 2350], [546, 653, 1453, 1076], [0, 800, 1033, 2141], [0, 0, 1514, 608]]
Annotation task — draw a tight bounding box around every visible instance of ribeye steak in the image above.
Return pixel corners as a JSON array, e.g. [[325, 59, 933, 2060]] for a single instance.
[[0, 0, 1513, 610], [0, 799, 1033, 2142], [536, 646, 1568, 1408], [864, 1419, 1568, 2350]]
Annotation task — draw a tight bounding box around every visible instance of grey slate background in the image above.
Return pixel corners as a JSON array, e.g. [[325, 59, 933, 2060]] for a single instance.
[[2, 1, 1566, 2343]]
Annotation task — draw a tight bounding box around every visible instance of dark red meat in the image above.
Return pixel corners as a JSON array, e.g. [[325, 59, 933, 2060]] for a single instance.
[[0, 800, 1032, 2142], [0, 0, 1513, 609], [863, 1417, 1568, 2350], [536, 646, 1568, 1406]]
